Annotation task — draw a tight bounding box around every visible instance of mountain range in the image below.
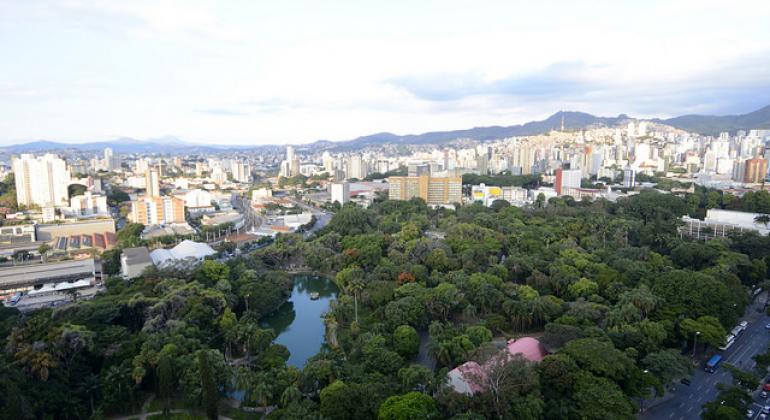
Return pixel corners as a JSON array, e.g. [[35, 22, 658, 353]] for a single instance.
[[2, 105, 769, 155]]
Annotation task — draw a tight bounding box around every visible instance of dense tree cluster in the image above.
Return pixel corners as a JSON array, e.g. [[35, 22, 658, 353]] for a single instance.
[[1, 189, 768, 419]]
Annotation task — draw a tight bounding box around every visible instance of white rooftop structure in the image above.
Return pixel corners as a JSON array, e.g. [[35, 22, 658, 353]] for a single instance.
[[150, 240, 216, 267]]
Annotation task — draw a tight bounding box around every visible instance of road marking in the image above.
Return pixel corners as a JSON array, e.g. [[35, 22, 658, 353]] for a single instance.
[[687, 406, 693, 412], [668, 413, 674, 419]]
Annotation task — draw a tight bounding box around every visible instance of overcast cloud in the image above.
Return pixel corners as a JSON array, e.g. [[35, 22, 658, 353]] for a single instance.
[[1, 0, 769, 145]]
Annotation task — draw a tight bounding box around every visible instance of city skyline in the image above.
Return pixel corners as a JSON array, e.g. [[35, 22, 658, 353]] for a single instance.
[[2, 0, 770, 146]]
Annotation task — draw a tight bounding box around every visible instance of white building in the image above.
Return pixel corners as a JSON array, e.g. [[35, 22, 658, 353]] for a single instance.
[[322, 151, 334, 173], [230, 160, 250, 183], [69, 192, 109, 216], [347, 154, 367, 180], [555, 168, 582, 195], [330, 181, 350, 205], [252, 188, 273, 201], [681, 209, 770, 239], [12, 153, 71, 207], [183, 189, 213, 208]]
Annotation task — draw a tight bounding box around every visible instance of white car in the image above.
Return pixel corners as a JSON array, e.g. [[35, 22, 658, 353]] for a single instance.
[[748, 408, 756, 418]]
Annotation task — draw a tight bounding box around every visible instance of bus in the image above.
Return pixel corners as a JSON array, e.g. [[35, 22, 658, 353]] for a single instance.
[[705, 355, 722, 373], [719, 335, 736, 351]]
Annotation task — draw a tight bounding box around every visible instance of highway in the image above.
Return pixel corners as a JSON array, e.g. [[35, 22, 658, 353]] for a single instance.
[[642, 296, 770, 420]]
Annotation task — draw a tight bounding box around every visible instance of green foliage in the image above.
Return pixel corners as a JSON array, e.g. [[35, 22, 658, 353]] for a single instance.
[[378, 391, 438, 420], [392, 325, 419, 358], [1, 176, 763, 419]]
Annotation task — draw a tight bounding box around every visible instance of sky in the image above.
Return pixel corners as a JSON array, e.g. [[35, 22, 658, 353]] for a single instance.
[[1, 0, 770, 146]]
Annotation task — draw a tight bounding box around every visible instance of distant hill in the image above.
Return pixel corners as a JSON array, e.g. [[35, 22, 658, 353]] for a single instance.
[[313, 111, 630, 151], [656, 105, 770, 136], [0, 136, 251, 154], [3, 105, 769, 154]]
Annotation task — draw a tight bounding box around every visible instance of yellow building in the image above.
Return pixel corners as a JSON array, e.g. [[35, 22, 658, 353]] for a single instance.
[[388, 175, 462, 205], [129, 196, 185, 225]]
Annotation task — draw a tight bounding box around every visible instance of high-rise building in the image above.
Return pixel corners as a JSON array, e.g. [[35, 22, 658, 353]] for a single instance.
[[135, 158, 150, 174], [322, 151, 334, 174], [230, 160, 250, 183], [129, 196, 185, 225], [743, 157, 768, 184], [554, 168, 582, 195], [388, 174, 462, 205], [347, 155, 367, 180], [330, 181, 350, 205], [12, 153, 71, 207], [623, 167, 636, 189], [145, 167, 160, 197]]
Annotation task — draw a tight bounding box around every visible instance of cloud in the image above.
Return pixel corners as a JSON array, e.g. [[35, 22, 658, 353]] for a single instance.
[[196, 108, 248, 117], [388, 62, 599, 102], [241, 98, 295, 113]]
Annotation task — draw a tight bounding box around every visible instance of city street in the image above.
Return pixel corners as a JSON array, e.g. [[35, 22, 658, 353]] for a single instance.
[[642, 296, 770, 420]]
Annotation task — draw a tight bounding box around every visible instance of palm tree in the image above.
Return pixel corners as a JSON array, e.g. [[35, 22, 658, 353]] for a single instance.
[[253, 380, 272, 414], [347, 277, 365, 325], [280, 385, 301, 407], [755, 214, 770, 228]]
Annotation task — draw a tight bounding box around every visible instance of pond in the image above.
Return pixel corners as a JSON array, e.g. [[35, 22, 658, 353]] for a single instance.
[[261, 275, 339, 368]]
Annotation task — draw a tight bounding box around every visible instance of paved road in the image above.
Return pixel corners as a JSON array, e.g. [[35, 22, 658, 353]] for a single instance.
[[642, 297, 770, 420]]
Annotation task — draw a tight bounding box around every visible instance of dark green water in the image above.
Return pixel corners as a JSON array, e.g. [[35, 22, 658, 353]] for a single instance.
[[261, 275, 339, 368]]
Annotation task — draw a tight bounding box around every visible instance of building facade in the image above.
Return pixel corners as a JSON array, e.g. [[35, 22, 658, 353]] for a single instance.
[[12, 153, 71, 207], [388, 175, 462, 205], [130, 196, 185, 225]]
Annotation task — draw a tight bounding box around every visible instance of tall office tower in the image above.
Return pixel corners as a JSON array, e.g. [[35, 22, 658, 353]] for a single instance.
[[554, 168, 582, 195], [387, 174, 462, 205], [476, 154, 489, 175], [634, 142, 651, 163], [279, 160, 292, 178], [145, 167, 161, 197], [623, 167, 636, 189], [285, 146, 300, 176], [347, 154, 366, 180], [12, 153, 71, 207], [230, 160, 250, 183], [627, 122, 636, 138], [703, 150, 717, 173], [135, 158, 150, 174], [330, 181, 350, 205], [743, 158, 768, 184], [322, 151, 334, 173], [286, 145, 295, 163], [104, 148, 114, 170]]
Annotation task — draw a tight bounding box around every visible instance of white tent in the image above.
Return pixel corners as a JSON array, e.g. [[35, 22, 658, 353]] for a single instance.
[[151, 240, 215, 267]]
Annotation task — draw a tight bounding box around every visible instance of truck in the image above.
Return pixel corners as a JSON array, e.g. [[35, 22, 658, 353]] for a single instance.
[[705, 354, 722, 373]]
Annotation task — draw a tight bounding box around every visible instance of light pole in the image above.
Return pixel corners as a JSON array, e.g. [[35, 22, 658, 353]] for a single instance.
[[640, 369, 650, 413], [692, 331, 701, 358]]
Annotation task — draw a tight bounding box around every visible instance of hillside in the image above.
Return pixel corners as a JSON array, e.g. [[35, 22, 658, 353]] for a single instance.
[[658, 105, 770, 135]]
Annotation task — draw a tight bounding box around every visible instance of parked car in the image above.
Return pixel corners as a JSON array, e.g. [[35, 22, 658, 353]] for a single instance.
[[748, 408, 756, 418], [680, 378, 691, 386]]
